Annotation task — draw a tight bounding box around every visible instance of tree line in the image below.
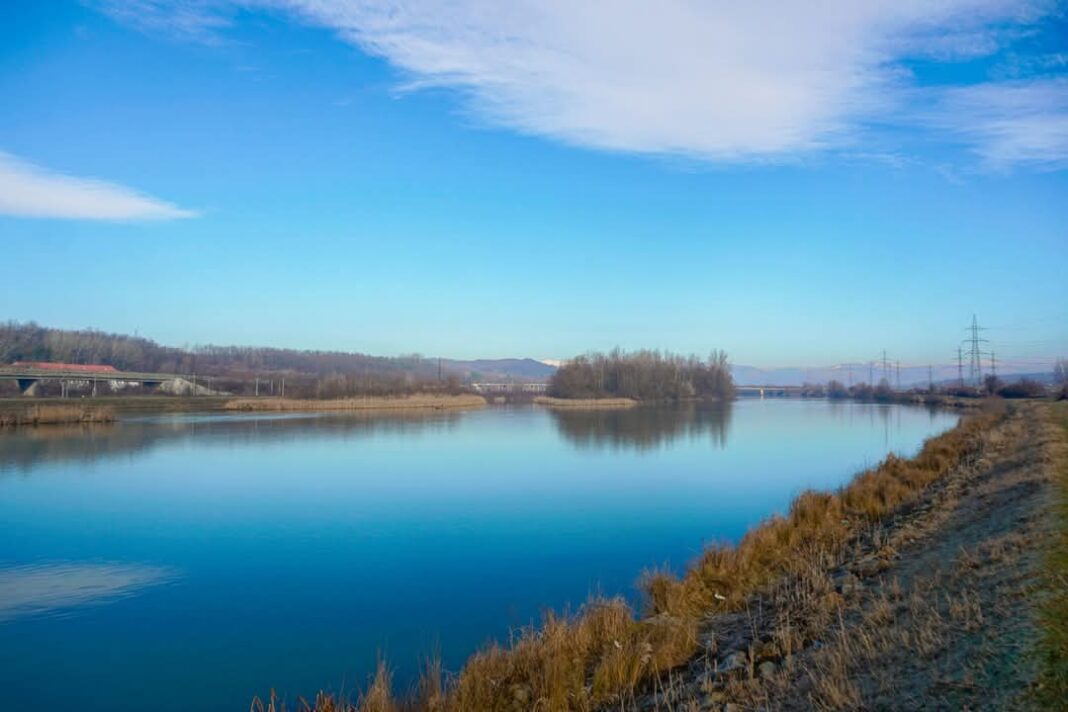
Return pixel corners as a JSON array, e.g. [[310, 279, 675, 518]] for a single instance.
[[816, 375, 1062, 402], [548, 349, 734, 401]]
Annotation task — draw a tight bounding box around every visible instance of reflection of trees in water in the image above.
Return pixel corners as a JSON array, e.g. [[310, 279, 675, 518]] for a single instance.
[[0, 411, 463, 473], [808, 399, 952, 450], [550, 401, 732, 452]]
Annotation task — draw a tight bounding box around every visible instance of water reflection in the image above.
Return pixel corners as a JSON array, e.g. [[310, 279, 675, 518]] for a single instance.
[[0, 562, 175, 622], [0, 411, 464, 473], [818, 400, 944, 450], [0, 402, 949, 472], [549, 401, 733, 451]]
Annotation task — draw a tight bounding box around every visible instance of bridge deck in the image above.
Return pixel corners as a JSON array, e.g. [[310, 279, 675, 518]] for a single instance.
[[0, 367, 181, 382]]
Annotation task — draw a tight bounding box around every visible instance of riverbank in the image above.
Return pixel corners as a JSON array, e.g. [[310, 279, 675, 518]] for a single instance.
[[0, 404, 116, 428], [533, 396, 637, 409], [223, 394, 487, 412], [838, 392, 991, 409], [0, 394, 486, 421], [0, 396, 232, 418], [255, 401, 1065, 711], [633, 400, 1065, 710]]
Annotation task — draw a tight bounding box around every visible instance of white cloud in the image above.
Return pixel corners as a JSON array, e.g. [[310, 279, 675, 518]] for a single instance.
[[265, 0, 1048, 161], [934, 77, 1068, 169], [0, 151, 197, 221], [93, 0, 1063, 166]]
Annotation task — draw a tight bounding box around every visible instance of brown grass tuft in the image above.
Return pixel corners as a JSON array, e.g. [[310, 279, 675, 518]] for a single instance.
[[358, 661, 398, 712]]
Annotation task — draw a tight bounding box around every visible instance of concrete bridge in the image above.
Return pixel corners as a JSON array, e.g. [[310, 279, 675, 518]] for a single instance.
[[735, 385, 805, 398], [472, 382, 549, 394], [0, 364, 198, 396]]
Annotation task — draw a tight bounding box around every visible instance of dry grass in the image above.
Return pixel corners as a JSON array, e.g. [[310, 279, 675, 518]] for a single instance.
[[224, 394, 486, 413], [0, 404, 116, 427], [644, 411, 996, 624], [256, 409, 999, 711], [533, 396, 638, 409], [1034, 402, 1068, 707]]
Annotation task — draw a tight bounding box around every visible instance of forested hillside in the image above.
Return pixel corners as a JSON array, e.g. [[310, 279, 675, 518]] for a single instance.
[[0, 322, 433, 377]]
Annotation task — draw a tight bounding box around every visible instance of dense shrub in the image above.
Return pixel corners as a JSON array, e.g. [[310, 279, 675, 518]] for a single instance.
[[996, 379, 1048, 399], [548, 348, 733, 401]]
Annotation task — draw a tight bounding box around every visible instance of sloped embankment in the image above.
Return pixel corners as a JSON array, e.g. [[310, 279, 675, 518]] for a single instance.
[[639, 402, 1061, 711]]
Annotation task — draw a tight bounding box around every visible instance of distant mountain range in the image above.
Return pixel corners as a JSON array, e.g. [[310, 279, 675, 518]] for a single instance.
[[461, 358, 1059, 387]]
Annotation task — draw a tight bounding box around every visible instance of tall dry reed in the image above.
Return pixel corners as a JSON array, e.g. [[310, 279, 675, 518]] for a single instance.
[[0, 404, 116, 427]]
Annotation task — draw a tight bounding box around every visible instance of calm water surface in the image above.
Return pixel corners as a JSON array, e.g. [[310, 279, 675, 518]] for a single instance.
[[0, 400, 957, 710]]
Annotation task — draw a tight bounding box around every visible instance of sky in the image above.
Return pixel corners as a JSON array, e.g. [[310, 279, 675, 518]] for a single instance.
[[1, 0, 1066, 369]]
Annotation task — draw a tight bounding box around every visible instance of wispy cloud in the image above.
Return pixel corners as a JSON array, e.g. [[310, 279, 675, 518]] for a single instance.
[[0, 151, 198, 221], [91, 0, 234, 44], [93, 1, 1064, 167], [933, 77, 1068, 169]]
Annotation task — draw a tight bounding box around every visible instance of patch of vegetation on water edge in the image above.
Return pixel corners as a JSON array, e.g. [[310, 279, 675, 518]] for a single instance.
[[0, 404, 115, 427], [223, 394, 487, 412]]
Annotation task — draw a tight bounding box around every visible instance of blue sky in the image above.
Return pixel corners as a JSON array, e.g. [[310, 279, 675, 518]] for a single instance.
[[1, 1, 1066, 368]]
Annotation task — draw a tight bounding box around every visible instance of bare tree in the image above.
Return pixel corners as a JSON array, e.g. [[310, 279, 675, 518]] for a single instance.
[[548, 348, 734, 401], [1054, 358, 1068, 385]]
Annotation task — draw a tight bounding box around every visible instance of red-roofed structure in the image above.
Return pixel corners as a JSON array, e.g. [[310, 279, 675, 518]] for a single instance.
[[13, 361, 119, 373]]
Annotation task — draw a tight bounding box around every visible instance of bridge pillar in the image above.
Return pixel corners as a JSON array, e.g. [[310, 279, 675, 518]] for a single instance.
[[16, 378, 39, 396]]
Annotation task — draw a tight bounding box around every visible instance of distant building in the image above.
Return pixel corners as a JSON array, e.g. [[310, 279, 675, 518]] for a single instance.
[[12, 361, 119, 373]]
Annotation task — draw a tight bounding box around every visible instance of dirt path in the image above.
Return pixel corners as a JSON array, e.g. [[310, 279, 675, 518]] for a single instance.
[[638, 403, 1060, 711]]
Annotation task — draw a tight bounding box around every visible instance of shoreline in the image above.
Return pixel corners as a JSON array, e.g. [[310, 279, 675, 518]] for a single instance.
[[633, 401, 1064, 710], [223, 394, 487, 412], [533, 396, 638, 409], [826, 392, 992, 409], [0, 403, 116, 428], [0, 393, 487, 422]]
